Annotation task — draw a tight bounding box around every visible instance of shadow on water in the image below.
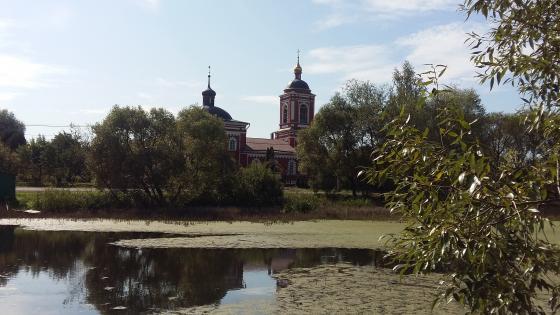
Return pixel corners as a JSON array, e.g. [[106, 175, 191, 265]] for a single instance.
[[0, 225, 387, 314]]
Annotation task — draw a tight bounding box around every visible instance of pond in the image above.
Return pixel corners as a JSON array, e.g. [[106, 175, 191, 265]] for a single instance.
[[0, 225, 386, 314]]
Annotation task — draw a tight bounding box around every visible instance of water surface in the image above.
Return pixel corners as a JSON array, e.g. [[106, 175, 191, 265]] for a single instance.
[[0, 225, 384, 314]]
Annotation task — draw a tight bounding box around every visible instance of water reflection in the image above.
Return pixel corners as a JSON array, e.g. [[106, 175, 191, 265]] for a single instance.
[[0, 225, 385, 314]]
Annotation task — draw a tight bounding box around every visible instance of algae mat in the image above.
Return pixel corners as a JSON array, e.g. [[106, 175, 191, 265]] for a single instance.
[[162, 264, 464, 315], [0, 219, 405, 249]]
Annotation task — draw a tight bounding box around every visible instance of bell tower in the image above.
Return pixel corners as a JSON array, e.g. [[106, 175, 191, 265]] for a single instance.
[[274, 51, 315, 147]]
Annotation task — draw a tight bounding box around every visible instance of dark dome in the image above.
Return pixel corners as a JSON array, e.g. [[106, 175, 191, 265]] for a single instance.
[[202, 87, 216, 96], [286, 79, 310, 90], [203, 105, 232, 120]]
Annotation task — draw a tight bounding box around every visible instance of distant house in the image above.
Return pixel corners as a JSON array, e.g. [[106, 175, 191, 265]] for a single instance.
[[200, 58, 315, 185]]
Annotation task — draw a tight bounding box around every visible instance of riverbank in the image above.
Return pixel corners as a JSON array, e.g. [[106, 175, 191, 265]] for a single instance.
[[12, 189, 392, 221]]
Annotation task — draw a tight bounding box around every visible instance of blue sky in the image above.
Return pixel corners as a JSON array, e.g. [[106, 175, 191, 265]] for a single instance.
[[0, 0, 521, 139]]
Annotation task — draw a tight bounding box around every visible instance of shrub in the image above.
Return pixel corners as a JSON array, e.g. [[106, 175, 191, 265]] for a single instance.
[[18, 189, 127, 212], [283, 193, 320, 213], [234, 162, 283, 207]]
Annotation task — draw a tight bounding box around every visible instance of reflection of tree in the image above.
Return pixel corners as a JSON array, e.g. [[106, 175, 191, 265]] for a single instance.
[[0, 225, 17, 286], [0, 226, 95, 287], [0, 226, 387, 314], [84, 248, 244, 314]]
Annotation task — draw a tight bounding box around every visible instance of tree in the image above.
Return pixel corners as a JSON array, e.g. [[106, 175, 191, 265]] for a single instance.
[[0, 142, 19, 176], [89, 106, 183, 205], [386, 61, 425, 127], [298, 80, 388, 195], [47, 132, 88, 186], [0, 109, 26, 150], [367, 0, 560, 313], [176, 106, 235, 203], [17, 136, 49, 185]]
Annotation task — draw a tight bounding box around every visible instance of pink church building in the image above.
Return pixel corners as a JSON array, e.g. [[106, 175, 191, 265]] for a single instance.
[[200, 58, 315, 185]]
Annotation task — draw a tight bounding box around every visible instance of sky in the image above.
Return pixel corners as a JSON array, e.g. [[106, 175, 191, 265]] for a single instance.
[[0, 0, 522, 140]]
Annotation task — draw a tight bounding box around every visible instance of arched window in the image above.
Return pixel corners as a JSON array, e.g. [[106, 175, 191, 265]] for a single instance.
[[288, 160, 296, 175], [299, 104, 308, 124], [282, 104, 288, 124], [228, 137, 237, 151]]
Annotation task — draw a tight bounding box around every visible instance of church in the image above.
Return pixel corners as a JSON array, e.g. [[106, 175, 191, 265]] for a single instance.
[[200, 57, 315, 185]]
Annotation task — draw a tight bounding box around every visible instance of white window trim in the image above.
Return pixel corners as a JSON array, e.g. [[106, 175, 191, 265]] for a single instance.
[[228, 137, 237, 151]]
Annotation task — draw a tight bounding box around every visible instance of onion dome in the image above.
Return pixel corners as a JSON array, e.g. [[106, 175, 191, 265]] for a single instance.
[[285, 52, 311, 92], [201, 66, 232, 121], [204, 105, 232, 120]]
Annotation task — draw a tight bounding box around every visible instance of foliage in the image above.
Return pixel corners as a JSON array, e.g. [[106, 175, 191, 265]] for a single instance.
[[479, 111, 543, 169], [298, 65, 487, 196], [18, 189, 123, 212], [47, 131, 88, 185], [234, 161, 283, 207], [0, 142, 19, 175], [298, 80, 388, 195], [0, 109, 26, 150], [17, 131, 90, 187], [464, 0, 560, 107], [17, 136, 49, 185], [367, 0, 560, 310], [283, 193, 320, 213], [88, 105, 236, 207], [89, 105, 184, 206], [176, 106, 236, 203]]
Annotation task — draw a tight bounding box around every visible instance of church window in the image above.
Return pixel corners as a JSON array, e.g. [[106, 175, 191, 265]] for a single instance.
[[300, 104, 308, 124], [228, 137, 237, 151], [288, 160, 296, 175], [283, 104, 288, 124]]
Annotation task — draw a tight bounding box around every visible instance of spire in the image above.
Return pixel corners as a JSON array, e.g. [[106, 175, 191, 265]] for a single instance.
[[202, 65, 216, 107], [294, 49, 302, 80], [207, 65, 211, 88]]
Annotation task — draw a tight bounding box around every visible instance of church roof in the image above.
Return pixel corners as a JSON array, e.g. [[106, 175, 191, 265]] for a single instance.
[[286, 79, 310, 90], [245, 138, 295, 153], [201, 66, 232, 121], [203, 105, 232, 121], [285, 52, 311, 92]]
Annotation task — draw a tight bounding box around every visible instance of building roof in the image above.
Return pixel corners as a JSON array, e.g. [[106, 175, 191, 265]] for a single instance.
[[245, 138, 295, 153], [203, 105, 232, 120], [285, 79, 310, 91]]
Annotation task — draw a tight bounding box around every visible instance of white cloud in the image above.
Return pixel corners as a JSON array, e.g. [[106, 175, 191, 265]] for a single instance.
[[0, 54, 67, 89], [305, 22, 484, 85], [397, 22, 484, 83], [0, 92, 21, 102], [314, 14, 356, 31], [241, 95, 278, 105], [0, 18, 17, 48], [313, 0, 458, 29], [0, 19, 69, 101], [306, 45, 396, 83], [362, 0, 458, 13], [0, 19, 14, 32]]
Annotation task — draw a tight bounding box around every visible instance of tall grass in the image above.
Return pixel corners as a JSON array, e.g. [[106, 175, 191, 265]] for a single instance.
[[17, 190, 128, 212]]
